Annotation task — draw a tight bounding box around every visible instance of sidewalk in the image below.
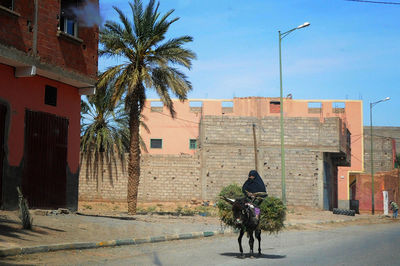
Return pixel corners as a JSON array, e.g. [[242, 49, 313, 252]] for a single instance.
[[0, 206, 394, 257]]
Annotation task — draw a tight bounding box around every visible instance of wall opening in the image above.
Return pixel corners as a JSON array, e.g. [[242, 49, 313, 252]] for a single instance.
[[222, 101, 233, 114], [333, 102, 345, 113], [269, 101, 280, 113], [308, 102, 322, 114], [150, 101, 163, 112], [45, 85, 57, 106], [189, 101, 202, 113]]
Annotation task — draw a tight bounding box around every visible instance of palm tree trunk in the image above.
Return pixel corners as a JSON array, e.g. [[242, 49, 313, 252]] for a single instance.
[[127, 96, 141, 215]]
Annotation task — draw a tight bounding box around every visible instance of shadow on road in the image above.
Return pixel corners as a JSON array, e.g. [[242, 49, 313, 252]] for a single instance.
[[220, 252, 286, 259]]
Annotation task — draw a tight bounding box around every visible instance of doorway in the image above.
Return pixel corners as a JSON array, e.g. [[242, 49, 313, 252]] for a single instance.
[[22, 110, 68, 208], [0, 103, 6, 207]]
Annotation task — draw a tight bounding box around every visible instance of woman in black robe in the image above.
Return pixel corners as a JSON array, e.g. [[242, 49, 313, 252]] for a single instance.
[[242, 170, 267, 219]]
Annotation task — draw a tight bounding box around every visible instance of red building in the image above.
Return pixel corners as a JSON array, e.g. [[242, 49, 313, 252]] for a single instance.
[[0, 0, 98, 210]]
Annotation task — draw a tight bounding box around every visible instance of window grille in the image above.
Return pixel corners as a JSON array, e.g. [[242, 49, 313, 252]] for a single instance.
[[150, 139, 162, 149]]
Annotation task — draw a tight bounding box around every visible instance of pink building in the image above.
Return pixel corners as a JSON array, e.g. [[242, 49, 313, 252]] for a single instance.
[[141, 97, 363, 209]]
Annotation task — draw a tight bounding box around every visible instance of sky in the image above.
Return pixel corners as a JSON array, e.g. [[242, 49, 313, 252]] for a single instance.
[[98, 0, 400, 126]]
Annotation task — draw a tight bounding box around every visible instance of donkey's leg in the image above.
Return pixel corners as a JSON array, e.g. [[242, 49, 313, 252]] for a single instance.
[[249, 230, 255, 257], [255, 228, 262, 255], [238, 228, 244, 258]]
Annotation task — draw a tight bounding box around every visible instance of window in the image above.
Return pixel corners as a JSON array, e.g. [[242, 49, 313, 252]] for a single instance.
[[45, 85, 57, 106], [60, 0, 80, 37], [269, 101, 280, 113], [150, 139, 162, 149], [189, 139, 197, 150], [0, 0, 13, 10]]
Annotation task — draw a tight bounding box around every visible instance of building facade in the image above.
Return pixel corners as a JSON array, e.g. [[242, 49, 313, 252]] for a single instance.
[[0, 0, 98, 210], [79, 97, 362, 210], [140, 97, 362, 209]]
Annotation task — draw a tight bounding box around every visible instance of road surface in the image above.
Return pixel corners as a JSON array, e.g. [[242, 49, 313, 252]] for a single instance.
[[2, 223, 400, 265]]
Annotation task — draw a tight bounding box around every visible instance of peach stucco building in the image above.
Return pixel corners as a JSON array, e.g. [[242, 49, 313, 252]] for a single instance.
[[141, 97, 363, 209]]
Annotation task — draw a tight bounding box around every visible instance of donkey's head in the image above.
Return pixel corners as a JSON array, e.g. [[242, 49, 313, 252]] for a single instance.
[[222, 197, 253, 226]]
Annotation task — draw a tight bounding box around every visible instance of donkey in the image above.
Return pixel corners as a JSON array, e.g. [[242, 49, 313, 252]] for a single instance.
[[222, 192, 267, 258]]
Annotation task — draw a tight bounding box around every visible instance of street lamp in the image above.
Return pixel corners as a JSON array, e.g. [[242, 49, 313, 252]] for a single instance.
[[278, 22, 310, 205], [370, 96, 390, 215]]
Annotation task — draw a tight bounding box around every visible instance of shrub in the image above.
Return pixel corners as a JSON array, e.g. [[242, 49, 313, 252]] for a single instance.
[[217, 184, 286, 233]]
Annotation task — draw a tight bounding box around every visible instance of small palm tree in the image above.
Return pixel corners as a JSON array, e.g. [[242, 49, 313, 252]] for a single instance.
[[80, 81, 149, 177], [99, 0, 196, 214], [81, 83, 130, 161]]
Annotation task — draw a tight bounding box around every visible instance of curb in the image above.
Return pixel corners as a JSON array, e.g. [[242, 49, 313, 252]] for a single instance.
[[0, 229, 233, 258]]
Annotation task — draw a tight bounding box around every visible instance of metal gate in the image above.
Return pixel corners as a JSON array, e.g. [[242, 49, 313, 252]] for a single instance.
[[22, 110, 68, 208], [0, 103, 6, 206], [323, 161, 331, 210]]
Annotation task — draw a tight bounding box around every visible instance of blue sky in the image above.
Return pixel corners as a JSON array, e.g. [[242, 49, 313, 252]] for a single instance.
[[98, 0, 400, 126]]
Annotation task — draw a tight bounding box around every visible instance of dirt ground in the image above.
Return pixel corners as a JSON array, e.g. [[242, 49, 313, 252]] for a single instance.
[[78, 200, 215, 214]]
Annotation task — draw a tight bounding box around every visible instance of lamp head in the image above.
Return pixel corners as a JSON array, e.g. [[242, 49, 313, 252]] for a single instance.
[[384, 97, 390, 101], [297, 22, 310, 29]]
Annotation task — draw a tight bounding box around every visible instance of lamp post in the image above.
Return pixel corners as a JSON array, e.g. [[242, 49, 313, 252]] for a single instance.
[[278, 22, 310, 205], [370, 96, 390, 215]]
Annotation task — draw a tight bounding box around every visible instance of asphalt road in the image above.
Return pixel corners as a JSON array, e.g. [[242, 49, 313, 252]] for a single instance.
[[2, 223, 400, 266]]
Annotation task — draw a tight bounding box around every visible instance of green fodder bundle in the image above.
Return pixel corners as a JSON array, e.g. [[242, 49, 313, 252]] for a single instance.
[[258, 196, 286, 233], [217, 184, 286, 233]]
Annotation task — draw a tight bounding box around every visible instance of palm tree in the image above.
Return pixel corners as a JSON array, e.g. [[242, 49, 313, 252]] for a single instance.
[[99, 0, 196, 214], [80, 82, 130, 163]]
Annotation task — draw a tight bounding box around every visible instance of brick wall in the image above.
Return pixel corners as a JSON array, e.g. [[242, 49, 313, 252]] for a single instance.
[[200, 116, 342, 207], [0, 2, 35, 52], [0, 0, 98, 78], [79, 153, 201, 202], [365, 126, 400, 154], [364, 134, 394, 173]]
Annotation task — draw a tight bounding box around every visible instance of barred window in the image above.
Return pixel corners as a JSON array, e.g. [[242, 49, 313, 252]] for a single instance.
[[150, 139, 162, 149]]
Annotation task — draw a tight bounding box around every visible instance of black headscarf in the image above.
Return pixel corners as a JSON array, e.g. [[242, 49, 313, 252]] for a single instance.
[[242, 170, 266, 195]]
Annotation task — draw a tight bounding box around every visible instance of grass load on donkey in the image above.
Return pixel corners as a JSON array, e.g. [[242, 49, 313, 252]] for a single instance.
[[216, 184, 286, 233]]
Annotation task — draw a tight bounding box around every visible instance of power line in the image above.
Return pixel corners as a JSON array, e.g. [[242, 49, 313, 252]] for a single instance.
[[345, 0, 400, 5]]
